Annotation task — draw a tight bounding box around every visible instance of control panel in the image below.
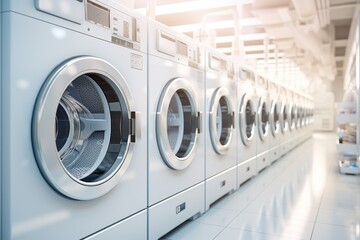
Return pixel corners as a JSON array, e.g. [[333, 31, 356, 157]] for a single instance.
[[85, 0, 142, 50], [157, 30, 200, 68], [269, 82, 278, 93], [209, 54, 226, 72], [257, 76, 268, 89], [239, 67, 255, 83]]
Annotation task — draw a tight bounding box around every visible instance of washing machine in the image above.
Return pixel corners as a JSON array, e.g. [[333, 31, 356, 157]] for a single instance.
[[278, 85, 289, 156], [309, 98, 315, 137], [237, 64, 258, 187], [303, 100, 309, 139], [148, 20, 205, 240], [1, 1, 147, 239], [310, 100, 315, 135], [204, 48, 237, 210], [294, 92, 302, 146], [288, 90, 297, 151], [255, 74, 271, 172], [305, 96, 314, 139], [304, 96, 313, 140], [298, 94, 306, 144], [268, 80, 281, 164]]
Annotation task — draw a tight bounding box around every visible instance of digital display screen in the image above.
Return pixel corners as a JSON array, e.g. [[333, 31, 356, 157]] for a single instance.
[[86, 1, 110, 28], [177, 41, 188, 56]]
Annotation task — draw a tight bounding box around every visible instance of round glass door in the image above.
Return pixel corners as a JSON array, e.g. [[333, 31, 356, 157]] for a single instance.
[[32, 56, 136, 200], [209, 87, 234, 155], [296, 106, 301, 128], [156, 78, 201, 170], [290, 104, 296, 131], [257, 97, 269, 141], [270, 100, 280, 137], [305, 108, 309, 126], [300, 107, 305, 127], [239, 93, 255, 146], [281, 102, 288, 134]]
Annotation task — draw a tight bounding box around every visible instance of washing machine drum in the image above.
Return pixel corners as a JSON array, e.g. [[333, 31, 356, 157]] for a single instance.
[[257, 97, 269, 141], [33, 57, 137, 200], [156, 78, 201, 170], [270, 101, 280, 136], [239, 93, 255, 146], [209, 87, 234, 155]]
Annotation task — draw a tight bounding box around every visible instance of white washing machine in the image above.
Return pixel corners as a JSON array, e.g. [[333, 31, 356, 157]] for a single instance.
[[204, 48, 237, 210], [304, 96, 314, 139], [268, 80, 281, 164], [294, 92, 302, 147], [310, 101, 315, 135], [255, 74, 271, 172], [309, 98, 315, 137], [237, 64, 258, 187], [1, 1, 147, 239], [278, 85, 290, 156], [148, 20, 205, 240], [303, 97, 310, 141], [297, 94, 305, 144], [303, 95, 312, 141], [288, 91, 297, 151]]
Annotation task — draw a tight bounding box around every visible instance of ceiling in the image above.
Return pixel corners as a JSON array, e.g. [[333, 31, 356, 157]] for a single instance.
[[133, 0, 359, 91]]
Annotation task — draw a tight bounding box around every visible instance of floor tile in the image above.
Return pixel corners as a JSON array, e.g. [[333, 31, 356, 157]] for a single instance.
[[228, 212, 314, 239], [160, 222, 224, 240], [320, 196, 360, 212], [311, 223, 360, 240], [210, 185, 261, 211], [244, 199, 318, 222], [195, 208, 240, 227], [214, 228, 302, 240], [317, 208, 360, 227]]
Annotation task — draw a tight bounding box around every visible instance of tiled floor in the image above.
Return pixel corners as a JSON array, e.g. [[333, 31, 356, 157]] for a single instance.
[[162, 133, 360, 240]]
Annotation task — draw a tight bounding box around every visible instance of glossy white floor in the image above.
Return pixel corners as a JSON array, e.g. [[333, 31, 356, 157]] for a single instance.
[[161, 133, 360, 240]]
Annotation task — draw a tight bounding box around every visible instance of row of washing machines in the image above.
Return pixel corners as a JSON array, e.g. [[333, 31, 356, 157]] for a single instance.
[[0, 1, 313, 239]]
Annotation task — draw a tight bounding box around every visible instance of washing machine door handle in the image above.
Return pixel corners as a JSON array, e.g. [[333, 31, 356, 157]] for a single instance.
[[196, 111, 202, 134], [129, 111, 140, 143], [274, 111, 279, 122], [264, 112, 270, 123], [252, 111, 257, 125], [228, 111, 235, 128]]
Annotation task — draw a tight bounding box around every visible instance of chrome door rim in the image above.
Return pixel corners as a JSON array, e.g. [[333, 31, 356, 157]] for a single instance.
[[209, 87, 234, 155], [257, 96, 269, 141], [239, 93, 255, 146], [270, 100, 280, 137], [281, 102, 287, 134], [32, 56, 135, 200], [156, 78, 200, 170], [289, 103, 296, 131]]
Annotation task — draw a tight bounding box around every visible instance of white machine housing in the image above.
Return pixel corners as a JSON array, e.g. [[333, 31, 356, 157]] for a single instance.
[[237, 64, 258, 187], [288, 90, 298, 151], [268, 80, 281, 163], [147, 19, 205, 240], [1, 1, 148, 239], [278, 85, 290, 157], [204, 48, 237, 210], [255, 74, 271, 172]]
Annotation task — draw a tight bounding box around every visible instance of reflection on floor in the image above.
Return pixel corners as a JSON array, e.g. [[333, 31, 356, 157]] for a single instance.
[[161, 133, 360, 240]]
